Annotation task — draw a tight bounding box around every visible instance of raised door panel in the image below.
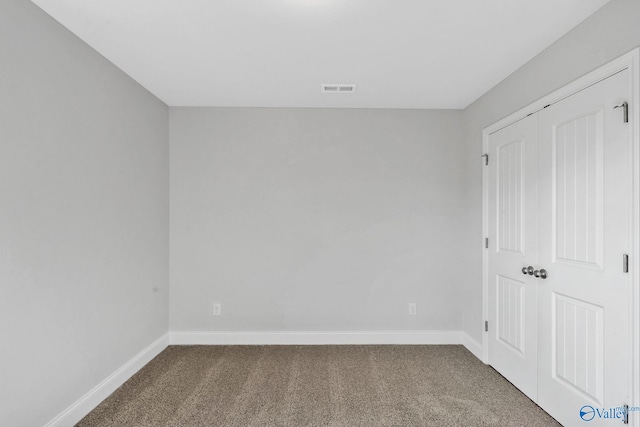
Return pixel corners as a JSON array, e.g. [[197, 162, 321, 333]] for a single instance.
[[553, 293, 604, 404], [497, 275, 525, 355], [553, 112, 603, 269], [498, 140, 524, 254]]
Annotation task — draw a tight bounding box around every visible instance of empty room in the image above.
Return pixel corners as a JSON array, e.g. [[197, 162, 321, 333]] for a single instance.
[[2, 0, 640, 426]]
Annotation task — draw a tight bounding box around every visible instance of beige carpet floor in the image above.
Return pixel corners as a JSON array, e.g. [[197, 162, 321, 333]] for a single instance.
[[77, 345, 560, 427]]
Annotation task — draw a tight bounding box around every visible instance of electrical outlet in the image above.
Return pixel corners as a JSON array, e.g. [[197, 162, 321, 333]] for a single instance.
[[409, 303, 417, 316], [213, 303, 221, 316]]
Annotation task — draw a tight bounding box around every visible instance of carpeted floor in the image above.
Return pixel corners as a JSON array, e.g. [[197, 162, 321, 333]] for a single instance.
[[77, 345, 560, 427]]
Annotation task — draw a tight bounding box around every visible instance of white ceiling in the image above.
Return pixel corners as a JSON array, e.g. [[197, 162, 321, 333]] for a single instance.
[[31, 0, 610, 109]]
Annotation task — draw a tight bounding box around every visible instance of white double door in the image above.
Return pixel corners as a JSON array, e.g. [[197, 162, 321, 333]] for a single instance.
[[488, 70, 631, 426]]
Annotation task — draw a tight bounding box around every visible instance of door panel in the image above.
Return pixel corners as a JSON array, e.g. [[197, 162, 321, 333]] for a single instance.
[[553, 110, 603, 268], [488, 114, 538, 401], [498, 139, 525, 254], [497, 275, 526, 355], [537, 70, 630, 426], [553, 293, 604, 403]]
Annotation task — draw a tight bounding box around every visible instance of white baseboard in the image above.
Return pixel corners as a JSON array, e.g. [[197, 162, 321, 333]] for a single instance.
[[169, 330, 463, 345], [45, 333, 169, 427], [461, 332, 483, 361]]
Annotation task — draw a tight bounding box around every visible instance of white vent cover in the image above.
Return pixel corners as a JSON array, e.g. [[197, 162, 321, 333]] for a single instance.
[[321, 84, 356, 93]]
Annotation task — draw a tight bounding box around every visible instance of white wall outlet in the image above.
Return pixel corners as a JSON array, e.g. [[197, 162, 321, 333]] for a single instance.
[[213, 303, 221, 316], [409, 303, 417, 316]]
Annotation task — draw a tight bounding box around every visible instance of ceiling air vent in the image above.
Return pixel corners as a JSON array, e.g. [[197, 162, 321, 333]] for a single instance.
[[321, 84, 356, 93]]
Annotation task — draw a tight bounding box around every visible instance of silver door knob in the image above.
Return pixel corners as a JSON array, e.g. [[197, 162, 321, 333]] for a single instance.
[[522, 267, 528, 274], [527, 266, 534, 275], [533, 269, 548, 279]]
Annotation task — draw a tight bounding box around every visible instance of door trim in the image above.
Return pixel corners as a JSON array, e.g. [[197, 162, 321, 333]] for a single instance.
[[481, 48, 640, 426]]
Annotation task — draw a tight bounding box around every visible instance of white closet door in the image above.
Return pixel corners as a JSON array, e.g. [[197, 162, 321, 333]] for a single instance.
[[537, 70, 631, 426], [487, 114, 539, 401]]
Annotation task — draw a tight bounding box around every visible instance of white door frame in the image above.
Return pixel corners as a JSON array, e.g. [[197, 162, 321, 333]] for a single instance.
[[481, 48, 640, 425]]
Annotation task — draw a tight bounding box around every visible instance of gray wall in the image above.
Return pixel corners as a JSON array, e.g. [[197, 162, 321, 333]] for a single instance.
[[170, 108, 466, 332], [460, 0, 640, 343], [0, 1, 169, 426]]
